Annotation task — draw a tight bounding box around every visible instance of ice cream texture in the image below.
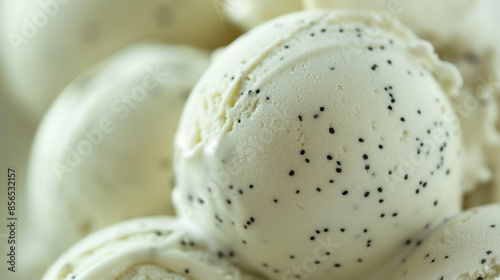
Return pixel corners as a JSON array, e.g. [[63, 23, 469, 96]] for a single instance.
[[0, 0, 239, 121], [42, 216, 264, 280], [303, 0, 500, 199], [302, 0, 489, 52], [25, 44, 210, 279], [389, 204, 500, 280], [173, 10, 464, 280]]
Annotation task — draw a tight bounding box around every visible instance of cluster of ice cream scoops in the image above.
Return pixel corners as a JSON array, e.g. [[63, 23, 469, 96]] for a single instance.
[[1, 0, 500, 280]]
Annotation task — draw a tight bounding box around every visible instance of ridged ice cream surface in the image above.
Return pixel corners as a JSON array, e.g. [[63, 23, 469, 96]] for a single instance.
[[42, 217, 263, 280], [389, 204, 500, 280], [173, 10, 463, 280]]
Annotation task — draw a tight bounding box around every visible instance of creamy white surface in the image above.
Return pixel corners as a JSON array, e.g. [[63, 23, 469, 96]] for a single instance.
[[42, 216, 263, 280], [390, 204, 500, 280], [224, 0, 303, 31], [173, 10, 463, 280], [25, 44, 209, 279], [303, 0, 500, 203], [0, 0, 239, 121]]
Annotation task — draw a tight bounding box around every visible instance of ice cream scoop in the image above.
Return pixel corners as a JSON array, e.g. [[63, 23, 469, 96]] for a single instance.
[[173, 10, 463, 280], [24, 43, 209, 279], [0, 0, 239, 121], [223, 0, 303, 31], [303, 0, 500, 198], [389, 204, 500, 280], [42, 216, 264, 280]]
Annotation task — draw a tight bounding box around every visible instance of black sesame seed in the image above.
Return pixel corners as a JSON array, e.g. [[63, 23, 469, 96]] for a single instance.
[[327, 155, 333, 160], [342, 190, 348, 195], [364, 192, 370, 197], [289, 170, 295, 176], [329, 127, 335, 134], [363, 154, 368, 160], [359, 138, 365, 143], [371, 64, 378, 71], [298, 115, 303, 121], [378, 187, 383, 193], [300, 150, 305, 155], [379, 145, 384, 149]]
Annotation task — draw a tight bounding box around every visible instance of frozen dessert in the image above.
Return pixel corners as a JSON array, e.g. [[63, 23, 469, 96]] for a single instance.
[[24, 44, 209, 279], [302, 0, 489, 52], [223, 0, 303, 31], [42, 216, 264, 280], [0, 0, 239, 121], [389, 204, 500, 280], [303, 0, 500, 198], [173, 10, 464, 280]]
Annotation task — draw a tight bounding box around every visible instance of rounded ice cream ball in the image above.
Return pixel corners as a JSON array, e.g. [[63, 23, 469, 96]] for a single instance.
[[173, 10, 464, 280], [303, 0, 500, 204], [24, 43, 209, 279], [302, 0, 488, 52], [223, 0, 303, 31], [389, 204, 500, 280], [42, 216, 264, 280], [0, 0, 240, 122]]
